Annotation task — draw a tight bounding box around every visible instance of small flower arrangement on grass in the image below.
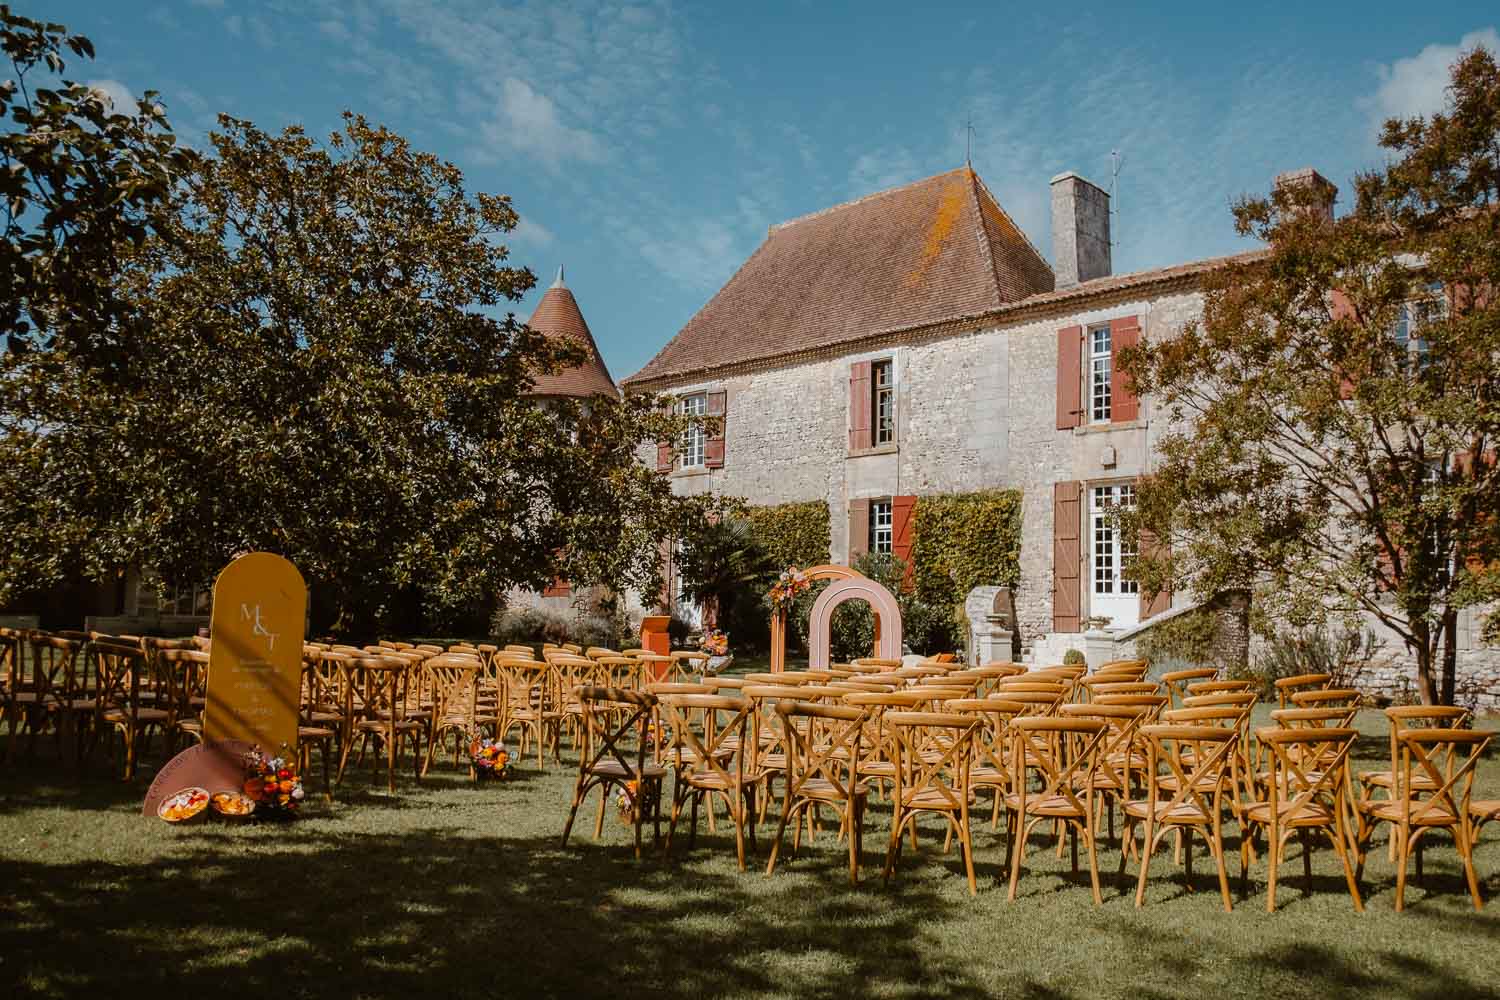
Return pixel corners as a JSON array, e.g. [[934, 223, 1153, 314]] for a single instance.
[[242, 746, 303, 819], [768, 567, 810, 613], [642, 719, 671, 749], [615, 779, 641, 824], [469, 733, 511, 780], [699, 628, 729, 657]]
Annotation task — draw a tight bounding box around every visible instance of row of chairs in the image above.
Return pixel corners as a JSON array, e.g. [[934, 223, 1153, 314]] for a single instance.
[[561, 658, 1498, 911]]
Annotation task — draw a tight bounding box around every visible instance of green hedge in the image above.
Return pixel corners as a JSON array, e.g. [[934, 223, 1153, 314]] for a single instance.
[[745, 500, 830, 569], [911, 489, 1023, 641]]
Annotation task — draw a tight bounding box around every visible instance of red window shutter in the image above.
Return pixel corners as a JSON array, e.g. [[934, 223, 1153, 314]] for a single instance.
[[1052, 481, 1082, 632], [1057, 326, 1083, 429], [656, 442, 673, 473], [704, 390, 726, 468], [849, 361, 873, 450], [1137, 527, 1171, 619], [892, 494, 917, 589], [542, 576, 571, 598], [847, 498, 870, 564], [1330, 290, 1356, 399], [1109, 317, 1140, 423]]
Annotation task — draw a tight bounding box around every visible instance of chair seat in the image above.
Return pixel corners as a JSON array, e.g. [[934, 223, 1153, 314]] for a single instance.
[[357, 719, 424, 733], [904, 785, 968, 810], [1358, 769, 1438, 791], [684, 771, 763, 791], [175, 719, 203, 733], [1243, 801, 1336, 827], [1156, 773, 1227, 794], [971, 765, 1009, 787], [102, 707, 170, 724], [1364, 800, 1461, 825], [298, 726, 337, 740], [306, 710, 343, 725], [1003, 793, 1085, 818], [1123, 799, 1214, 824], [794, 778, 868, 802], [857, 760, 897, 778], [1470, 799, 1500, 822], [590, 759, 666, 780]]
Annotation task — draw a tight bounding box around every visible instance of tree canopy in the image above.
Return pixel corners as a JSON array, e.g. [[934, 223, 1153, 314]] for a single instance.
[[0, 8, 724, 635], [1121, 46, 1500, 704]]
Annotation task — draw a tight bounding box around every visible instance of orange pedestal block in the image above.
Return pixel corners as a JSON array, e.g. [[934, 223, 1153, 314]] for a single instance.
[[640, 616, 671, 679]]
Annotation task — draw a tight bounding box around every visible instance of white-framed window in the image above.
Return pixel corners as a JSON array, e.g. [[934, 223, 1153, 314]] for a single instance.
[[870, 499, 893, 554], [164, 583, 212, 616], [1089, 325, 1111, 423], [873, 358, 895, 445], [1393, 281, 1444, 369], [677, 392, 706, 468]]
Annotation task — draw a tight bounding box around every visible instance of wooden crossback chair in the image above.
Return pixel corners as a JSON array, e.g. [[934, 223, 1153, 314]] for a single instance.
[[660, 693, 760, 870], [423, 656, 495, 776], [90, 640, 165, 779], [562, 687, 665, 860], [1004, 716, 1109, 904], [1182, 691, 1257, 711], [1290, 688, 1361, 710], [670, 651, 709, 683], [944, 698, 1024, 830], [1355, 727, 1493, 911], [1241, 727, 1363, 912], [1124, 724, 1241, 911], [496, 656, 559, 768], [842, 690, 930, 805], [1274, 672, 1332, 710], [8, 635, 82, 762], [337, 656, 426, 793], [742, 684, 806, 824], [1060, 702, 1154, 848], [883, 711, 983, 895], [1186, 679, 1254, 698], [1161, 668, 1219, 708], [765, 699, 870, 884], [155, 647, 210, 752]]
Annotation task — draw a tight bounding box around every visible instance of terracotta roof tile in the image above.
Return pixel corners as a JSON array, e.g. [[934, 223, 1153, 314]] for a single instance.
[[623, 167, 1054, 387], [524, 269, 618, 398]]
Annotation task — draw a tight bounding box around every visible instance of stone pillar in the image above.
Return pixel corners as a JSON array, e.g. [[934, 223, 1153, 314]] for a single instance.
[[1084, 627, 1116, 670]]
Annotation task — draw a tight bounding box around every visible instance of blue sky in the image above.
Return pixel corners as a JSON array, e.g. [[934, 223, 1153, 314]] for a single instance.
[[50, 1, 1499, 380]]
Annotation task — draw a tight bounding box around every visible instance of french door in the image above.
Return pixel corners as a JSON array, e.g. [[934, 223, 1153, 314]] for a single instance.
[[1089, 483, 1138, 629]]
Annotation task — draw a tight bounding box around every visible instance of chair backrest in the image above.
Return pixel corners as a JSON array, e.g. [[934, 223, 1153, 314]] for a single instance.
[[658, 693, 753, 785], [1273, 672, 1332, 709], [1138, 724, 1241, 818], [1060, 702, 1155, 789], [886, 711, 980, 810], [157, 648, 212, 717], [1089, 681, 1162, 697], [1092, 693, 1169, 719], [1186, 679, 1254, 697], [943, 697, 1024, 784], [1160, 667, 1219, 706], [577, 686, 658, 778], [427, 657, 481, 726], [1395, 729, 1493, 826], [1253, 726, 1357, 823], [1009, 716, 1108, 814], [90, 640, 147, 722], [1182, 691, 1258, 709], [1271, 706, 1358, 730], [1289, 688, 1361, 709], [776, 700, 867, 803]]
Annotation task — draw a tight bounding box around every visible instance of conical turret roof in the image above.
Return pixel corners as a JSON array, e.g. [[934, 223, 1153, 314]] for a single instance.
[[524, 267, 618, 398]]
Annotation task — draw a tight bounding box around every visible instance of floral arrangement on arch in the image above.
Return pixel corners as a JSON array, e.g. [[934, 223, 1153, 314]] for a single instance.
[[469, 733, 511, 779], [243, 746, 303, 818], [699, 628, 729, 657], [767, 567, 810, 613]]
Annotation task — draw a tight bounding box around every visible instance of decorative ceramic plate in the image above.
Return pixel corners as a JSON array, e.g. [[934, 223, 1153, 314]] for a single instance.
[[210, 791, 256, 818], [157, 787, 210, 824]]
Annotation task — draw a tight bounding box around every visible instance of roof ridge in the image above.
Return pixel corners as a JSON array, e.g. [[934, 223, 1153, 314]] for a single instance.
[[962, 167, 1006, 312], [769, 165, 969, 234], [970, 169, 1053, 284]]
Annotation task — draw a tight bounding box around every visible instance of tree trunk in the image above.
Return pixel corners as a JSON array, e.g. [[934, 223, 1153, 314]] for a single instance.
[[1412, 621, 1439, 705], [1440, 609, 1458, 706]]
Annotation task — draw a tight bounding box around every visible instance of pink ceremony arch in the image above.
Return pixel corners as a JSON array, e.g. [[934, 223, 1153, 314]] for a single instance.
[[768, 563, 902, 671], [805, 576, 903, 669]]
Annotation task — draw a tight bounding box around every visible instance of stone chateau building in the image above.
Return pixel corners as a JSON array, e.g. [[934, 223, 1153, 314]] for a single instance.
[[617, 164, 1498, 703]]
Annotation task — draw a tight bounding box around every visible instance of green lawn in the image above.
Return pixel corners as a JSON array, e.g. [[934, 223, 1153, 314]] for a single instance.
[[2, 709, 1498, 999]]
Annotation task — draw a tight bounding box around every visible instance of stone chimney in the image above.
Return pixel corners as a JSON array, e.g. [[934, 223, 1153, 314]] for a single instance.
[[1273, 167, 1337, 221], [1050, 172, 1112, 289]]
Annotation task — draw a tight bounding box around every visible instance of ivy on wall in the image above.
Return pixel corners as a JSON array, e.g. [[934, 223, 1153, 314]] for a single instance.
[[745, 500, 831, 570], [910, 489, 1022, 640]]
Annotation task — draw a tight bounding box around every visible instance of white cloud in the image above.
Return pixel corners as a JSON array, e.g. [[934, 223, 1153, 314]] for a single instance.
[[478, 77, 604, 168], [318, 19, 351, 43], [85, 79, 134, 113], [224, 14, 242, 36], [1367, 27, 1500, 123], [848, 148, 927, 197], [511, 215, 556, 248], [190, 0, 226, 8]]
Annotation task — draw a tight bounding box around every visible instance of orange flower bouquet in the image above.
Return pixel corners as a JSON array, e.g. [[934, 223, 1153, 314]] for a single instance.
[[614, 779, 642, 825], [468, 733, 510, 780], [768, 567, 810, 613], [242, 746, 304, 819]]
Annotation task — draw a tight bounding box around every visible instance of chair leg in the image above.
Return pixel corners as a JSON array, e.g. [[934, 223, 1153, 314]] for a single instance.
[[1212, 816, 1233, 913], [1266, 828, 1282, 913], [961, 803, 977, 897], [1008, 813, 1029, 902], [1083, 817, 1102, 906], [1135, 819, 1156, 908]]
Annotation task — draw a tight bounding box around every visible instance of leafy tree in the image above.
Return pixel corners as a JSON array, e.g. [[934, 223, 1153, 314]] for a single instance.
[[1, 103, 717, 634], [1120, 46, 1500, 705], [674, 515, 772, 631]]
